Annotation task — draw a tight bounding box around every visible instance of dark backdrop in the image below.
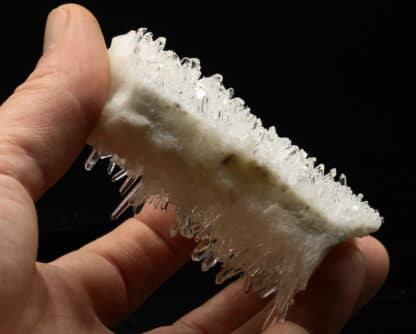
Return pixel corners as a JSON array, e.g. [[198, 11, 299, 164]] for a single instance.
[[1, 1, 411, 333]]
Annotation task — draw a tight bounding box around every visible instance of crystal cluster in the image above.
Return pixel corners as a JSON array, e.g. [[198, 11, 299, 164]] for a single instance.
[[85, 28, 382, 329]]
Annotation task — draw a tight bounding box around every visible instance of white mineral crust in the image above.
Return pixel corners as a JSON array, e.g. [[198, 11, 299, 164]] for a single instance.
[[86, 28, 383, 323]]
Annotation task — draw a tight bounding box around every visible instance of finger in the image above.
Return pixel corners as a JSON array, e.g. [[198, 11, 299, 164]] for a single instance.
[[0, 4, 109, 200], [0, 3, 108, 319], [52, 202, 195, 325], [353, 236, 389, 312], [263, 322, 309, 334], [271, 241, 365, 334], [233, 307, 310, 334], [232, 307, 269, 334], [146, 278, 269, 334], [237, 238, 382, 334]]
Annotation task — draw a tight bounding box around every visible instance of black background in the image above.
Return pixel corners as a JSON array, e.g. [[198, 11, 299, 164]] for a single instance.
[[0, 1, 411, 333]]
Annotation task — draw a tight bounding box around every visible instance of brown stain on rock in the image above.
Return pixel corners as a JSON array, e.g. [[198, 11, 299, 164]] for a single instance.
[[220, 152, 272, 185]]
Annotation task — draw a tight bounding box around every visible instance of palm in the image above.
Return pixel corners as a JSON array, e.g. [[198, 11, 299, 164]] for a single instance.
[[0, 4, 388, 334]]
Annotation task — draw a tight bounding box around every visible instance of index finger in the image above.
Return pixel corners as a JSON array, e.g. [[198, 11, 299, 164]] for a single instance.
[[0, 4, 109, 200]]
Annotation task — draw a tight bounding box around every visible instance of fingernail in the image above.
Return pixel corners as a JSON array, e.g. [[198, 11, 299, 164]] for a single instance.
[[43, 7, 69, 53]]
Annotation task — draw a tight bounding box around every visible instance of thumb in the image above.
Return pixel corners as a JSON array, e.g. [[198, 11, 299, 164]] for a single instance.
[[0, 4, 109, 200], [0, 4, 108, 320]]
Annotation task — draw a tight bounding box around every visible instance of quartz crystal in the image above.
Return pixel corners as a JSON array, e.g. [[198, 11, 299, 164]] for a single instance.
[[85, 28, 382, 329]]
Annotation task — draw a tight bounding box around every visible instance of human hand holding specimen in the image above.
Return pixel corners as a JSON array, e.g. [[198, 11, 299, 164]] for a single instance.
[[0, 4, 388, 334]]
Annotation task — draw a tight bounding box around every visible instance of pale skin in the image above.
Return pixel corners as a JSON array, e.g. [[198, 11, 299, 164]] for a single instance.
[[0, 4, 389, 334]]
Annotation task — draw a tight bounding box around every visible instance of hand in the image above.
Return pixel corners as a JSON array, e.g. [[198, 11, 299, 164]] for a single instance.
[[0, 4, 389, 334]]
